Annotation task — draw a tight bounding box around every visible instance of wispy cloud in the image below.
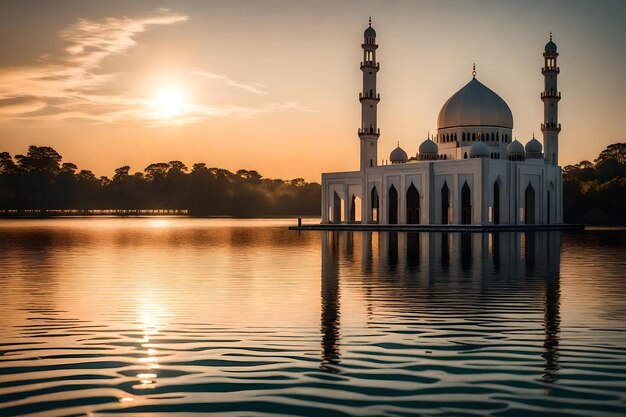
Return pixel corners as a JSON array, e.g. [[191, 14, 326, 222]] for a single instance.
[[0, 8, 311, 126], [0, 8, 189, 124], [192, 71, 267, 95]]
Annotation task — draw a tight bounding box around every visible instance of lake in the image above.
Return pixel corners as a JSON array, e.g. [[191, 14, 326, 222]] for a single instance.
[[1, 218, 625, 417]]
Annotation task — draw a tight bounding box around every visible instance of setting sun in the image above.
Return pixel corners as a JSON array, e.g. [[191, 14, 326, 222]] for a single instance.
[[151, 87, 187, 119]]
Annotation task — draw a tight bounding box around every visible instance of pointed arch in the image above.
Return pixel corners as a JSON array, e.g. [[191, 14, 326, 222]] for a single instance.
[[333, 191, 342, 223], [547, 181, 555, 225], [350, 195, 356, 223], [493, 178, 501, 224], [406, 183, 420, 224], [371, 186, 379, 223], [388, 184, 398, 224], [441, 181, 450, 224], [461, 181, 471, 224], [525, 183, 536, 224]]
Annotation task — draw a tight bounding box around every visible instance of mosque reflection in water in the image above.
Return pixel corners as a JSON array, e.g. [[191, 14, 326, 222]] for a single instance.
[[320, 231, 561, 381]]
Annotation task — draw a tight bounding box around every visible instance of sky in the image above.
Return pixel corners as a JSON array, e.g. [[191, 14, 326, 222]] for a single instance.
[[0, 0, 624, 182]]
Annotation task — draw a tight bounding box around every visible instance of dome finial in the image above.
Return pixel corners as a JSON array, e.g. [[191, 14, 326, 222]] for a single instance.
[[397, 140, 399, 147], [472, 63, 476, 78], [369, 16, 372, 27], [550, 31, 552, 41]]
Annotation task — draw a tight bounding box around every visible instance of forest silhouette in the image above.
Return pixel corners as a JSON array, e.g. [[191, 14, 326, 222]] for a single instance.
[[0, 146, 320, 216], [0, 143, 625, 224]]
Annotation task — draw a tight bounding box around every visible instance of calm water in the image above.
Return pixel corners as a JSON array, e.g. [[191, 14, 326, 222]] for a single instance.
[[1, 219, 626, 417]]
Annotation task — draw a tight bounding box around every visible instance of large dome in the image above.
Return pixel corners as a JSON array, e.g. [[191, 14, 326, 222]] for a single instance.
[[437, 78, 513, 130]]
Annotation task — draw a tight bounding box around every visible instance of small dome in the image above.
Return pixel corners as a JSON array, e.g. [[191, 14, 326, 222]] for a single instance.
[[364, 25, 376, 38], [506, 140, 525, 160], [469, 141, 489, 158], [545, 40, 557, 53], [418, 138, 438, 155], [390, 146, 408, 163], [525, 137, 543, 153]]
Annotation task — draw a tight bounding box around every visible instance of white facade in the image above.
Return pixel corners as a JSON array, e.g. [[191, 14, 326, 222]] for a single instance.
[[321, 22, 563, 226]]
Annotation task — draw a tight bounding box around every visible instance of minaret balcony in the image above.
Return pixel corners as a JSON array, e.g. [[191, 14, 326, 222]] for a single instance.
[[361, 43, 379, 50], [360, 62, 380, 71], [358, 127, 380, 138], [359, 92, 380, 103], [541, 122, 561, 133], [541, 91, 561, 100], [542, 66, 560, 74]]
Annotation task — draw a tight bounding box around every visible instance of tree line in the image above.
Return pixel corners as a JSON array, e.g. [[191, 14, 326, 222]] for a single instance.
[[0, 146, 320, 216], [563, 143, 626, 225], [1, 143, 625, 223]]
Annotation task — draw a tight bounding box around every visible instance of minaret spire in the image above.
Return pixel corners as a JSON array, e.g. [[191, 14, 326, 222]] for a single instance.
[[358, 18, 380, 171], [541, 32, 561, 165]]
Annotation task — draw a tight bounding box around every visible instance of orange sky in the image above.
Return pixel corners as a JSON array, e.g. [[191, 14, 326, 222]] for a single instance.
[[0, 0, 624, 181]]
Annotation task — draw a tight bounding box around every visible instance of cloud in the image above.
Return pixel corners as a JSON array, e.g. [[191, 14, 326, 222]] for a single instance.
[[192, 71, 267, 95], [0, 8, 311, 126], [0, 9, 188, 124], [60, 9, 188, 71]]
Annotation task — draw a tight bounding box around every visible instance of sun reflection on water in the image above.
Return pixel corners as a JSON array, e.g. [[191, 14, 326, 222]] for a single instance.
[[133, 303, 169, 390]]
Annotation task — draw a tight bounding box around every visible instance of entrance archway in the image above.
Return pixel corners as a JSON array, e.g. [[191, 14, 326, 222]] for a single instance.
[[441, 181, 450, 224], [406, 183, 420, 224], [525, 183, 536, 224], [371, 186, 379, 223], [461, 181, 471, 224], [493, 181, 500, 224], [333, 191, 342, 223], [388, 185, 398, 224]]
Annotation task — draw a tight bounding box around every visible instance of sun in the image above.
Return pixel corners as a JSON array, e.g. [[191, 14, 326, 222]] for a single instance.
[[151, 87, 187, 119]]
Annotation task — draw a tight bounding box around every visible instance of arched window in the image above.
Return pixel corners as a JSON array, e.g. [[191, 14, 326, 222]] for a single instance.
[[441, 181, 450, 225], [461, 181, 471, 224], [496, 132, 500, 142], [491, 132, 495, 141], [472, 133, 476, 141], [333, 191, 342, 224], [464, 152, 468, 159], [371, 186, 379, 223], [406, 183, 420, 224], [525, 183, 535, 224], [493, 181, 500, 224], [388, 185, 398, 225], [454, 133, 457, 142], [462, 132, 466, 141]]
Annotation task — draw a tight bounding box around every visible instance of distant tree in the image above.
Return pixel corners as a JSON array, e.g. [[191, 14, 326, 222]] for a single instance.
[[595, 143, 626, 165], [77, 170, 96, 181], [168, 160, 188, 174], [144, 163, 169, 181], [113, 166, 131, 181], [0, 152, 16, 174], [15, 146, 62, 173], [192, 163, 207, 172], [290, 178, 306, 187], [61, 162, 78, 174]]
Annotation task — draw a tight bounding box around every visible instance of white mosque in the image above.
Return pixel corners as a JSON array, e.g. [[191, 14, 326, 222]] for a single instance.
[[321, 20, 563, 226]]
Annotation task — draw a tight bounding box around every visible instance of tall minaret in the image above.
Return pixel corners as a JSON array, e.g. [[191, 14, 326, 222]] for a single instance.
[[541, 32, 561, 166], [358, 18, 380, 171]]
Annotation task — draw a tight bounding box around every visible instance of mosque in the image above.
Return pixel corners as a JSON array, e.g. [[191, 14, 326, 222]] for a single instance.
[[321, 20, 563, 226]]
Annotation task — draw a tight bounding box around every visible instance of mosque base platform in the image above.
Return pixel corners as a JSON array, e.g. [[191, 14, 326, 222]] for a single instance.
[[289, 223, 585, 233]]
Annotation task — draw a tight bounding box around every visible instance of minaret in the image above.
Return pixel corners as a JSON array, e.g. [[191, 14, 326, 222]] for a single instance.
[[541, 32, 561, 166], [358, 18, 380, 171]]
